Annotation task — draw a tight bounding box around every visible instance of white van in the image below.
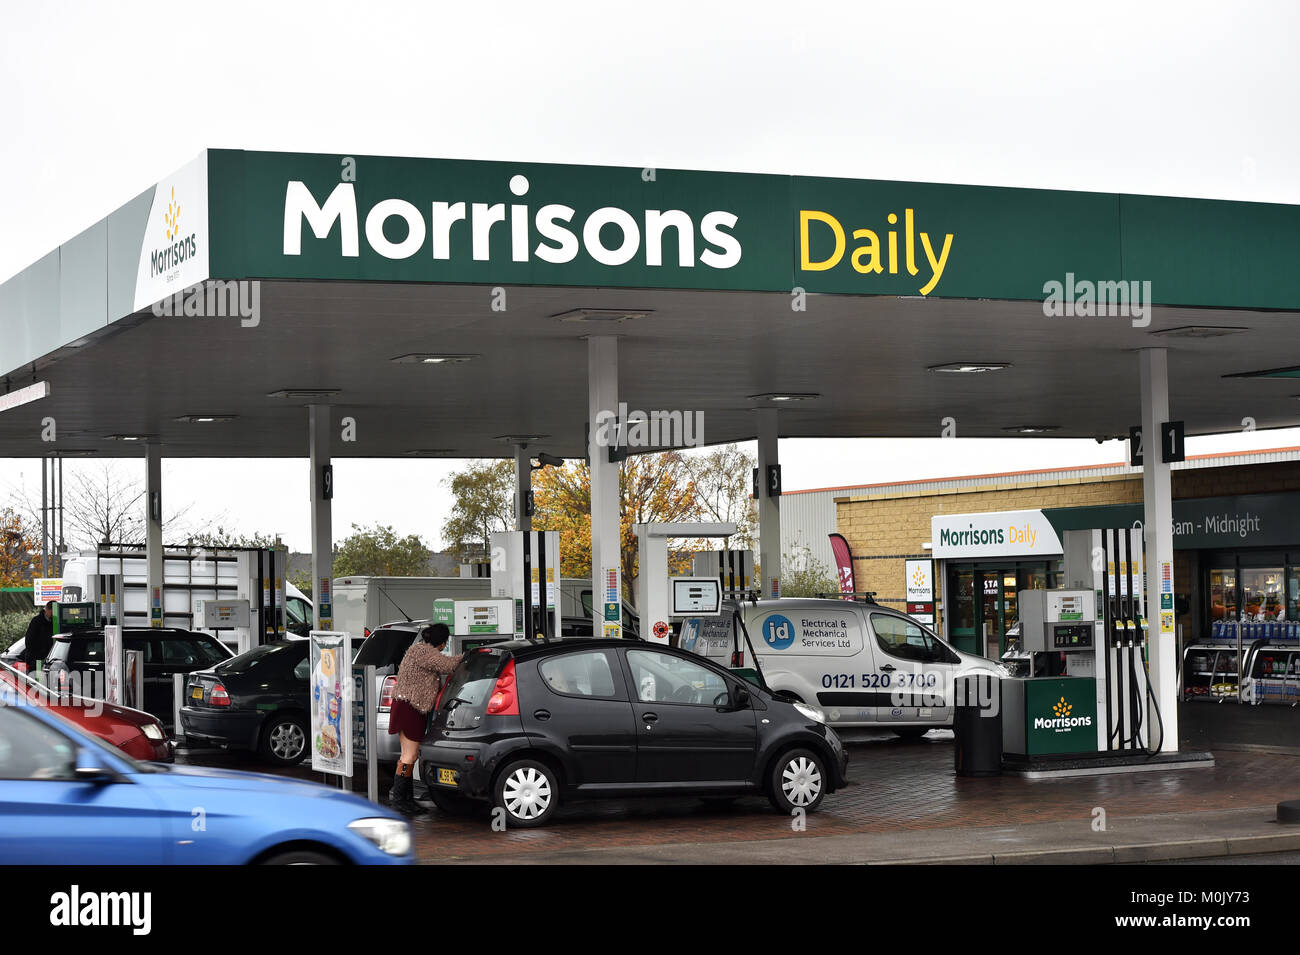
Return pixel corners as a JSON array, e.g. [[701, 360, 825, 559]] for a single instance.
[[738, 598, 1007, 737]]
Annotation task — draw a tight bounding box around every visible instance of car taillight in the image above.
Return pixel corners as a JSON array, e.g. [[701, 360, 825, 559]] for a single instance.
[[379, 675, 397, 712], [485, 659, 519, 715], [209, 684, 231, 707], [13, 662, 27, 673], [363, 627, 371, 639], [732, 650, 744, 667], [434, 679, 447, 712]]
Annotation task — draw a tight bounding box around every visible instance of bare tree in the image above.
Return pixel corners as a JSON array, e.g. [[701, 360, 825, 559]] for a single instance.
[[5, 462, 190, 552], [683, 443, 758, 550]]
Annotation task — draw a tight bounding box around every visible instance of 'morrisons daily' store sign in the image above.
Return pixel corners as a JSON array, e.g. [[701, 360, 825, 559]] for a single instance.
[[202, 150, 1300, 308]]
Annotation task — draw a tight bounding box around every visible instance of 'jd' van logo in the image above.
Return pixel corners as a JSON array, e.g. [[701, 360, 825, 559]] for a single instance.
[[763, 615, 795, 650]]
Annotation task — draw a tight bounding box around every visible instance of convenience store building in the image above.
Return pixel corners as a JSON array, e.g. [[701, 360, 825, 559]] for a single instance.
[[833, 446, 1300, 661]]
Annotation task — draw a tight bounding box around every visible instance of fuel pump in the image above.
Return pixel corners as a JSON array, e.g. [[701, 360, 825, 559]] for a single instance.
[[1062, 528, 1150, 752], [489, 531, 560, 640], [431, 598, 517, 654], [54, 601, 97, 635]]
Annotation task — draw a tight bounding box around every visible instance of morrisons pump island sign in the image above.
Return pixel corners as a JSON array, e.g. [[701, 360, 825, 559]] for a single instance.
[[1025, 678, 1098, 756]]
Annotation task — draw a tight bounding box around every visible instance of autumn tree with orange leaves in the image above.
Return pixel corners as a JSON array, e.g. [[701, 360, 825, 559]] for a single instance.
[[0, 508, 41, 587], [532, 452, 701, 598]]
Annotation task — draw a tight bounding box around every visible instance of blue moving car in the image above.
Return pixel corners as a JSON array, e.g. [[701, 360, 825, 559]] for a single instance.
[[0, 698, 413, 865]]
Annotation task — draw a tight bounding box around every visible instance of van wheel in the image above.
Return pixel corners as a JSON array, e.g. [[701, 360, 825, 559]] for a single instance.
[[767, 748, 827, 814], [892, 727, 930, 740], [493, 759, 559, 828]]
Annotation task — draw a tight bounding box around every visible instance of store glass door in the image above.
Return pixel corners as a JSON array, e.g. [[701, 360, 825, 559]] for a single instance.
[[948, 569, 977, 655], [980, 570, 1004, 659]]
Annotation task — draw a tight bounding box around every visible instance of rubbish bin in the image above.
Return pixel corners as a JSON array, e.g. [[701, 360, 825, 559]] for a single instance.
[[953, 673, 1002, 777]]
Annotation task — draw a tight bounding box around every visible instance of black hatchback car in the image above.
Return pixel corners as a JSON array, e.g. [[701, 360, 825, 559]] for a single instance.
[[44, 628, 233, 730], [181, 640, 313, 766], [419, 638, 848, 828]]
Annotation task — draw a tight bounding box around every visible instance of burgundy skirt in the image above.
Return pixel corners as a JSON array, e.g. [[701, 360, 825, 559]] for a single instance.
[[388, 698, 430, 740]]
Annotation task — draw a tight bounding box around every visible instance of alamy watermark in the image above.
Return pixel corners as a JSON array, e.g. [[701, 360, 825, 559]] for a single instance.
[[2, 669, 105, 717], [151, 280, 261, 328], [1042, 273, 1152, 327], [592, 403, 704, 450]]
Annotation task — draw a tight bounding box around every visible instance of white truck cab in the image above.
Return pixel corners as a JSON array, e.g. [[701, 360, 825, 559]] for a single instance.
[[738, 598, 1007, 735]]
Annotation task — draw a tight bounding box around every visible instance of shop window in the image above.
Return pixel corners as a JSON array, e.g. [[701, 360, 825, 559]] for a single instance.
[[1289, 568, 1300, 623], [1241, 568, 1284, 620], [1208, 568, 1237, 622], [951, 570, 974, 632]]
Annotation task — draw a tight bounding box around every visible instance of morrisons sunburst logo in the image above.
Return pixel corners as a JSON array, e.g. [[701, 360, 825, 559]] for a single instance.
[[164, 187, 181, 241], [911, 566, 927, 587], [1034, 694, 1091, 732], [150, 184, 198, 278]]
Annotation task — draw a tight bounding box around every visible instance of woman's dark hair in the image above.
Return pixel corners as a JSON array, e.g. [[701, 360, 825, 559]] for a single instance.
[[419, 623, 450, 647]]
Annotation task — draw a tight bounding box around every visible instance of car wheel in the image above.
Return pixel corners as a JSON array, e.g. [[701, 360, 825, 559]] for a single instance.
[[260, 850, 339, 865], [892, 727, 930, 740], [259, 714, 308, 766], [493, 759, 559, 828], [767, 747, 827, 815]]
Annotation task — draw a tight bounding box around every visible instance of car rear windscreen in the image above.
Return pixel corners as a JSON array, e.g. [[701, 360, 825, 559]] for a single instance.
[[440, 650, 507, 727], [355, 629, 417, 668], [217, 642, 300, 675]]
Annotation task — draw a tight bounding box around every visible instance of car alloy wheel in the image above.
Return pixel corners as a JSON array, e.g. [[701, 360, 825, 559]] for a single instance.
[[493, 760, 559, 828], [261, 715, 307, 765], [781, 754, 823, 807]]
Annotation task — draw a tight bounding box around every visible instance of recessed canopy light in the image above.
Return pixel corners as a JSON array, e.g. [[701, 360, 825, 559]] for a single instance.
[[390, 354, 479, 364], [267, 389, 341, 400], [1152, 325, 1248, 340], [747, 393, 819, 402], [1002, 425, 1061, 434], [104, 434, 149, 442], [494, 434, 550, 444], [405, 449, 459, 456], [928, 363, 1011, 374], [552, 308, 652, 324], [175, 414, 236, 423], [53, 449, 97, 457]]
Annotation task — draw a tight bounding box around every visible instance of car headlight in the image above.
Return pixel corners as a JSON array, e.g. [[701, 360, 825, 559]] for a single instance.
[[793, 702, 826, 724], [142, 722, 166, 741], [348, 817, 412, 857]]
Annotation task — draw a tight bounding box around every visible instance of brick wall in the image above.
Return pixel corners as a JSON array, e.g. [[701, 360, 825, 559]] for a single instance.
[[834, 462, 1300, 633]]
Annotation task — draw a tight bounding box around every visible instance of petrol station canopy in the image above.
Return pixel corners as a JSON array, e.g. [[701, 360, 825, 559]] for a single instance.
[[2, 149, 1299, 458]]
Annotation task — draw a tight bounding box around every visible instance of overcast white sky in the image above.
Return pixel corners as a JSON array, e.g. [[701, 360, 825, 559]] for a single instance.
[[3, 1, 1299, 551]]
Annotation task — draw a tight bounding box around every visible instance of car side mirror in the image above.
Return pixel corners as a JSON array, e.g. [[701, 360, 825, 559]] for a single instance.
[[74, 757, 115, 785], [732, 687, 751, 709]]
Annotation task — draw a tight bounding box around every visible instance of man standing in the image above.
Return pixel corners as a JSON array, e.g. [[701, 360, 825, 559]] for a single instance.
[[22, 601, 55, 674]]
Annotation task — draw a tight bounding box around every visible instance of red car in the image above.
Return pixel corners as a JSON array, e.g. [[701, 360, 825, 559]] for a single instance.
[[0, 662, 174, 762]]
